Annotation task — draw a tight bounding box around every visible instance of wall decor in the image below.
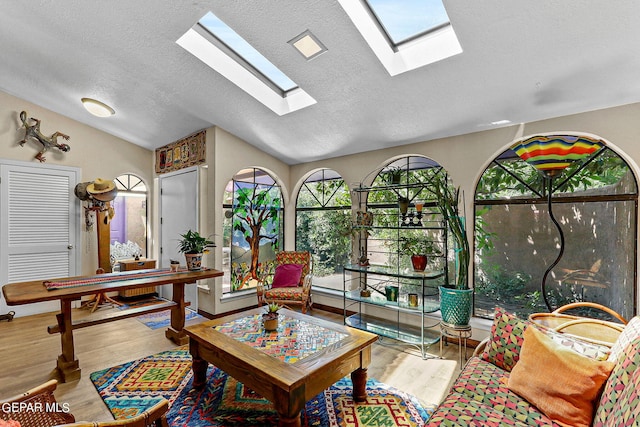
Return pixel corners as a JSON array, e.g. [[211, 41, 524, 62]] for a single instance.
[[18, 110, 71, 162], [155, 130, 206, 174]]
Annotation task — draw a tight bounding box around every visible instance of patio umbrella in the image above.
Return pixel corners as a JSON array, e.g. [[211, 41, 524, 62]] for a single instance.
[[511, 134, 605, 311]]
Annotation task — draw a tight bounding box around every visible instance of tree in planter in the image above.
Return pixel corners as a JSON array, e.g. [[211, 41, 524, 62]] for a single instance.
[[233, 186, 281, 285]]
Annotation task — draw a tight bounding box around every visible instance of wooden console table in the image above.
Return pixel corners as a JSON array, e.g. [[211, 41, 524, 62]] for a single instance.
[[2, 268, 222, 382]]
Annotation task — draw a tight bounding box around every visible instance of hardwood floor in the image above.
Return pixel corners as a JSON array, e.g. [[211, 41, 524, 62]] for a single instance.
[[0, 305, 463, 422]]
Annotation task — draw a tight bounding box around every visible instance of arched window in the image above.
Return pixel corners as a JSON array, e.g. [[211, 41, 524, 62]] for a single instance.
[[295, 169, 351, 290], [474, 140, 637, 320], [221, 168, 283, 293], [110, 173, 148, 261]]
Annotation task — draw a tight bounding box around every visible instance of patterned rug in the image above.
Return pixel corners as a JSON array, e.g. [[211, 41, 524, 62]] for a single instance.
[[135, 308, 203, 330], [90, 347, 434, 426]]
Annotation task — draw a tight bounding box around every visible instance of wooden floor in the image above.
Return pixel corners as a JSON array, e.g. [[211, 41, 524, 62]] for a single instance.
[[0, 305, 464, 422]]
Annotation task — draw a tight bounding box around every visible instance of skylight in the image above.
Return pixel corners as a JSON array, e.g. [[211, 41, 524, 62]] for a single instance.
[[199, 12, 297, 92], [177, 12, 316, 115], [338, 0, 462, 76], [365, 0, 450, 45]]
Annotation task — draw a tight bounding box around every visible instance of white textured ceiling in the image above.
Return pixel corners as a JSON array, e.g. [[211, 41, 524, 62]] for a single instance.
[[1, 1, 639, 165]]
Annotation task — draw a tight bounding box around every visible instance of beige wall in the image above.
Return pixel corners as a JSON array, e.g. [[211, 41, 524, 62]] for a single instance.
[[0, 90, 154, 277], [202, 126, 290, 314], [4, 87, 640, 327]]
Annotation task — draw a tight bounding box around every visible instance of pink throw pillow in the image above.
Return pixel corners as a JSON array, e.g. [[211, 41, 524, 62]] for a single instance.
[[271, 264, 304, 288]]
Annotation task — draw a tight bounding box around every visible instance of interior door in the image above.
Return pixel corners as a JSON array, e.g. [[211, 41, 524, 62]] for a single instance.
[[0, 161, 79, 317], [159, 167, 199, 310]]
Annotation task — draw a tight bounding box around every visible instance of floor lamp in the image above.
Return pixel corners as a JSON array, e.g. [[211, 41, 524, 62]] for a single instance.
[[511, 134, 604, 311]]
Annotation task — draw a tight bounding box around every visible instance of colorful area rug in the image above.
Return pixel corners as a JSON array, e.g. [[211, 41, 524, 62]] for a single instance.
[[90, 347, 434, 426], [135, 308, 203, 330]]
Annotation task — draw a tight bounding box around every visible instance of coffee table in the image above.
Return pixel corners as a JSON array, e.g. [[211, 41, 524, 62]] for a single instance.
[[184, 307, 378, 427]]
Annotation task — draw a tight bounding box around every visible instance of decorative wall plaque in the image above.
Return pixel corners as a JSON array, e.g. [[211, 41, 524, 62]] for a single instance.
[[155, 130, 206, 174]]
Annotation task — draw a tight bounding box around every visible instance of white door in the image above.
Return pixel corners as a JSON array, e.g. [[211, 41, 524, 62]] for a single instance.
[[0, 162, 79, 317], [159, 167, 199, 310]]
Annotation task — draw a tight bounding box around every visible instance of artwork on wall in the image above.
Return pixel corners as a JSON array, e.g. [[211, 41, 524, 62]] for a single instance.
[[18, 110, 71, 162], [155, 130, 206, 174]]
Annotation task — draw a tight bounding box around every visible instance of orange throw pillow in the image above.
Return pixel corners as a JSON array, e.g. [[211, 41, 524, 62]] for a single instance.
[[507, 327, 615, 427]]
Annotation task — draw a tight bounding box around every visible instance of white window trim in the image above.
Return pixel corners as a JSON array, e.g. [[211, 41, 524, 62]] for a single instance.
[[177, 27, 316, 116], [338, 0, 463, 76]]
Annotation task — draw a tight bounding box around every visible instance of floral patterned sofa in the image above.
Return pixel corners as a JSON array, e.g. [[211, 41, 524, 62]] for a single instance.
[[426, 308, 640, 426]]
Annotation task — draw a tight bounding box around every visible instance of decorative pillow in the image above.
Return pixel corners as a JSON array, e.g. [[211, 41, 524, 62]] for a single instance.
[[607, 315, 640, 363], [480, 307, 528, 372], [534, 325, 611, 361], [508, 327, 615, 427], [271, 264, 304, 288], [593, 336, 640, 426]]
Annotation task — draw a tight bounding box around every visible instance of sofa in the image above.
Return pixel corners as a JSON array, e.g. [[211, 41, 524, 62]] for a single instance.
[[426, 308, 640, 426]]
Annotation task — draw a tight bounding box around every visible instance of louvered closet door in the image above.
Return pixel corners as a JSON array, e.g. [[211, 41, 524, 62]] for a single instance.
[[0, 162, 79, 317]]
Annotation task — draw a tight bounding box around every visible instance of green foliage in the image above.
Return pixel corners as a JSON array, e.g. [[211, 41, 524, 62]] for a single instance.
[[476, 264, 530, 302], [398, 234, 441, 256], [476, 148, 630, 201], [177, 230, 214, 254], [296, 209, 351, 276]]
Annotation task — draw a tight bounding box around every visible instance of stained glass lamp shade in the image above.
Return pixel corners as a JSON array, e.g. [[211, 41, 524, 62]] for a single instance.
[[511, 134, 605, 310]]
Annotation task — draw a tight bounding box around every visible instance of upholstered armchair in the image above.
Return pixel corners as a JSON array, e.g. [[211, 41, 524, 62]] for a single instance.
[[256, 251, 313, 314]]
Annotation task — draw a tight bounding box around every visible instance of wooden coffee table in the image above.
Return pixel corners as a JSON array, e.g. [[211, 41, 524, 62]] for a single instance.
[[184, 307, 378, 427]]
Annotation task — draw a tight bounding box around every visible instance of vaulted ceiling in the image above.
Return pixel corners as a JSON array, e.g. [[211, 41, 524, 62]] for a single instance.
[[1, 1, 639, 165]]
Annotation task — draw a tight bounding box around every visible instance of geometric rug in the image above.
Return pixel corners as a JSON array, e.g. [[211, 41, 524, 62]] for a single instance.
[[134, 308, 203, 330], [90, 347, 434, 426]]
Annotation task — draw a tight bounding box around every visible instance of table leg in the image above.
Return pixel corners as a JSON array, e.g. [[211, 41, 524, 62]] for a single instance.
[[165, 282, 188, 345], [351, 367, 368, 402], [56, 299, 81, 382]]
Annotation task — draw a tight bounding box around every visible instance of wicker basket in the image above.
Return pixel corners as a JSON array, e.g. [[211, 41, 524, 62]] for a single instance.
[[529, 302, 627, 347]]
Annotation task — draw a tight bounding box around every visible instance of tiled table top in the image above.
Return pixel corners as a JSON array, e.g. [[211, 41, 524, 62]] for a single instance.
[[213, 314, 348, 363]]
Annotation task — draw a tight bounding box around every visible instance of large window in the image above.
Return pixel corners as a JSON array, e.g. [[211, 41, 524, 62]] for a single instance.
[[222, 168, 283, 293], [366, 156, 448, 278], [474, 143, 637, 320], [110, 174, 148, 263], [295, 169, 351, 291]]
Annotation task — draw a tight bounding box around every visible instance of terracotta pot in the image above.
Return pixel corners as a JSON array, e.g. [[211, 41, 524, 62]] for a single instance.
[[263, 317, 278, 331], [411, 255, 428, 271]]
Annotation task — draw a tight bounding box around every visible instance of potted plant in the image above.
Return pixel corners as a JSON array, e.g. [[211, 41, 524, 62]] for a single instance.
[[177, 229, 215, 271], [399, 235, 441, 271], [431, 173, 472, 326], [386, 166, 404, 185], [262, 302, 281, 331]]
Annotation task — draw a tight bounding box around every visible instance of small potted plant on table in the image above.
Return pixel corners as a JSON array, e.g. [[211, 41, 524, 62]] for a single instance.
[[177, 230, 215, 271], [263, 303, 281, 331]]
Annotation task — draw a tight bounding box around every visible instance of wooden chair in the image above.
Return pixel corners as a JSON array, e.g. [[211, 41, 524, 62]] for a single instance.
[[257, 251, 313, 314], [56, 399, 169, 427], [0, 379, 75, 427]]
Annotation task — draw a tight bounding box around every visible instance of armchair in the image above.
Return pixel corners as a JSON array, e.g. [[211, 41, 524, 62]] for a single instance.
[[0, 379, 75, 427], [55, 399, 168, 427], [256, 251, 313, 314]]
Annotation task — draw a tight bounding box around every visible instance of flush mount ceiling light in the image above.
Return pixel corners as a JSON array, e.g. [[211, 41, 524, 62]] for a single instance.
[[81, 98, 115, 117], [288, 30, 327, 60]]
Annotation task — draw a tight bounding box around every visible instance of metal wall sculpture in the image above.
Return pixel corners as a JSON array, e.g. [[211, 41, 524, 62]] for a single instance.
[[511, 134, 605, 311], [18, 111, 71, 162]]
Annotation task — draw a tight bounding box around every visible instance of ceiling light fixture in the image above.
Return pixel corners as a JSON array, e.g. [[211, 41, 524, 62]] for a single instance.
[[288, 30, 327, 60], [81, 98, 115, 117]]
